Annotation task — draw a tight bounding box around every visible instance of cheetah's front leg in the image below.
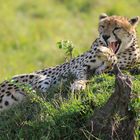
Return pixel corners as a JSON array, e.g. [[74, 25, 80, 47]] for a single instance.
[[95, 46, 117, 74], [70, 68, 88, 92]]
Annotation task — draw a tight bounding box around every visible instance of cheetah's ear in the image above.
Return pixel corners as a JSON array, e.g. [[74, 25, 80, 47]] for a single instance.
[[99, 13, 108, 20], [129, 16, 140, 27]]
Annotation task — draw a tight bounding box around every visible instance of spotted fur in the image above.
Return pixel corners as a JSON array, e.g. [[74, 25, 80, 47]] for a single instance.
[[0, 41, 117, 111], [97, 13, 140, 69]]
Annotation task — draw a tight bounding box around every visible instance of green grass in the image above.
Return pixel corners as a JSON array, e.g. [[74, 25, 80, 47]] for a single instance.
[[0, 0, 140, 139], [0, 74, 139, 140]]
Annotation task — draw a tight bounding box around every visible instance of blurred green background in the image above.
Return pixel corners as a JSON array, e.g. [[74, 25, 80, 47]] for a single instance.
[[0, 0, 140, 81]]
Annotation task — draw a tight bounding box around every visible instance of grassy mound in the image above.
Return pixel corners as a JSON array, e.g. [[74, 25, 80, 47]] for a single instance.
[[0, 73, 139, 140]]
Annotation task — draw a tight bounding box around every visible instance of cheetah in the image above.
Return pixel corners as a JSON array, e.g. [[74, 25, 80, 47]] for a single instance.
[[0, 44, 117, 111], [96, 13, 140, 69], [0, 13, 140, 111]]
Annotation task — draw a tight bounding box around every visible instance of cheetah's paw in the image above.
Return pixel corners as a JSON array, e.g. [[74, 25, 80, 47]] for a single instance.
[[71, 80, 87, 93]]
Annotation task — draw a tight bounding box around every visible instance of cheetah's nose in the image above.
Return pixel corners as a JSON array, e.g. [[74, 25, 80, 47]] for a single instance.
[[102, 35, 110, 42]]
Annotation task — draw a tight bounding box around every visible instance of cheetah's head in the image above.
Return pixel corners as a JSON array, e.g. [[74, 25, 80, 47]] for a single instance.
[[98, 13, 139, 54]]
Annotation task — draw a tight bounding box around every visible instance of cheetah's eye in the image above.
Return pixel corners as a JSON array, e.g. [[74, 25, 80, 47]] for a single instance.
[[114, 27, 121, 30]]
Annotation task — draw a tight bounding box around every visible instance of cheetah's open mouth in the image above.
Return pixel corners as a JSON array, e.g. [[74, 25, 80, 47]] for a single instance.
[[108, 41, 121, 54]]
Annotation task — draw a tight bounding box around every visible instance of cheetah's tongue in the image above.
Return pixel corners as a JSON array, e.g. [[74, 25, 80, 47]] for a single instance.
[[108, 42, 119, 54]]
